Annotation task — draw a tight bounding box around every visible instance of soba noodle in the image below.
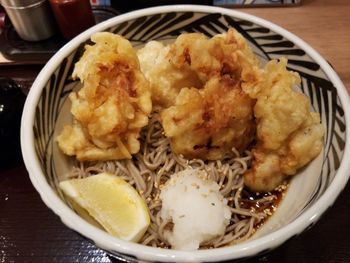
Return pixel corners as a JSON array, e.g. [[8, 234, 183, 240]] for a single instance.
[[66, 110, 281, 249]]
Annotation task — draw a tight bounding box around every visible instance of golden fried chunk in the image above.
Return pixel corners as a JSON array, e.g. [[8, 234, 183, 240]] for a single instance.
[[161, 75, 255, 160], [137, 41, 202, 108], [56, 32, 152, 161], [159, 28, 260, 160], [169, 28, 261, 83], [243, 58, 324, 192], [137, 28, 260, 108]]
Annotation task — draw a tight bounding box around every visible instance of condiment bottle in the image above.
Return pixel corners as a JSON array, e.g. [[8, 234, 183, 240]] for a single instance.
[[49, 0, 95, 40], [1, 0, 56, 41]]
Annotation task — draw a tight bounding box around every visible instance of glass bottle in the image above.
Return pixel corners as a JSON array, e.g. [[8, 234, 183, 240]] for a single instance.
[[49, 0, 95, 40]]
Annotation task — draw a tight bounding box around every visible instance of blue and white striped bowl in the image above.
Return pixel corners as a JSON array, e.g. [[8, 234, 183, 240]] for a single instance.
[[21, 5, 350, 262]]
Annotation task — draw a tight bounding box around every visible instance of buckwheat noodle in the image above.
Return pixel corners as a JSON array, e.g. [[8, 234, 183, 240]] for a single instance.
[[67, 110, 278, 249]]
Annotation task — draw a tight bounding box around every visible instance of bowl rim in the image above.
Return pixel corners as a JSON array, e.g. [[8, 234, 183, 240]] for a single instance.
[[21, 4, 350, 262]]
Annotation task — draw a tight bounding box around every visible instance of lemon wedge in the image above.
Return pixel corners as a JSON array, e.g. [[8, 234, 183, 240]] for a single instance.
[[59, 172, 150, 242]]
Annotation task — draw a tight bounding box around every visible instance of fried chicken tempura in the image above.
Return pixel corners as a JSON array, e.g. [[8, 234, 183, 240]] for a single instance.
[[57, 28, 324, 192], [160, 29, 259, 160], [169, 28, 260, 83], [159, 29, 323, 190], [243, 58, 324, 192], [56, 32, 152, 161], [137, 41, 202, 108], [161, 76, 255, 160]]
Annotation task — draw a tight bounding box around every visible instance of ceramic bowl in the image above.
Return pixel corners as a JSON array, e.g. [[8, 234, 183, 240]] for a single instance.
[[21, 5, 350, 262]]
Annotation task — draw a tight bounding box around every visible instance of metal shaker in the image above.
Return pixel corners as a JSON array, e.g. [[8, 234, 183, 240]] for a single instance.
[[1, 0, 56, 41]]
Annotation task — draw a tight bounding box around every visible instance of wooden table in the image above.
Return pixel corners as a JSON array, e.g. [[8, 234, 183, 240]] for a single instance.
[[1, 0, 350, 262], [242, 0, 350, 93]]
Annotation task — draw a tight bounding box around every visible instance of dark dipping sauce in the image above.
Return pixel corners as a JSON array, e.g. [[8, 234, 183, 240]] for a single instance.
[[239, 182, 289, 229]]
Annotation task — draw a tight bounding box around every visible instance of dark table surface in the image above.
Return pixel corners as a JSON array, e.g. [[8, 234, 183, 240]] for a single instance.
[[1, 0, 350, 262]]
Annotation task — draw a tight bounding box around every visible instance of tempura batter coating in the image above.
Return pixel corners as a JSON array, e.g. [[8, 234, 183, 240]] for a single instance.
[[160, 29, 260, 160], [161, 75, 255, 160], [137, 41, 201, 108], [169, 28, 261, 83], [57, 32, 152, 161], [57, 29, 324, 192], [243, 58, 324, 192]]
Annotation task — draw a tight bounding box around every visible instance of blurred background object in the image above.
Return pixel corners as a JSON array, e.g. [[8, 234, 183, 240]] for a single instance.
[[109, 0, 212, 12], [0, 3, 118, 63], [214, 0, 300, 6], [0, 5, 5, 30], [0, 0, 56, 41], [49, 0, 95, 40]]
